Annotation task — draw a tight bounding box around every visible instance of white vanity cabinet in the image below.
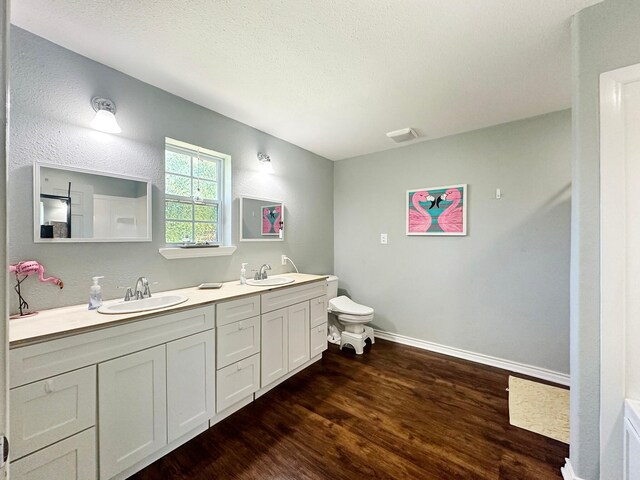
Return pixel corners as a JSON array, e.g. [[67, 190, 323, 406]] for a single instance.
[[310, 295, 328, 357], [215, 297, 262, 414], [98, 345, 168, 479], [261, 302, 311, 386], [261, 308, 289, 385], [9, 276, 328, 480], [260, 284, 327, 390], [99, 332, 216, 479], [11, 428, 96, 480], [167, 330, 216, 442], [10, 365, 96, 460], [10, 304, 215, 480]]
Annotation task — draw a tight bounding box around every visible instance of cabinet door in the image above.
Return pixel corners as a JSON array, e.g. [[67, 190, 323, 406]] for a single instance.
[[11, 428, 96, 480], [216, 295, 260, 326], [261, 308, 288, 387], [98, 345, 167, 480], [217, 316, 260, 369], [216, 353, 260, 412], [310, 295, 328, 328], [10, 365, 96, 460], [288, 302, 310, 370], [167, 330, 215, 443], [310, 322, 328, 357]]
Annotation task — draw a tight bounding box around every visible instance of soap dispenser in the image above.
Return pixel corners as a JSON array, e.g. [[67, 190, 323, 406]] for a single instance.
[[88, 276, 104, 310], [240, 263, 248, 285]]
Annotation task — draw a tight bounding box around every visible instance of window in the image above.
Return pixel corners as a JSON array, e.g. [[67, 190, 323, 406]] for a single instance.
[[164, 139, 228, 245]]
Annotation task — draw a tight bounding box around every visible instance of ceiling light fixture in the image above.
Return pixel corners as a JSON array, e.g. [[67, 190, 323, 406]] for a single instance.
[[386, 128, 418, 143], [90, 97, 122, 134], [257, 152, 274, 173]]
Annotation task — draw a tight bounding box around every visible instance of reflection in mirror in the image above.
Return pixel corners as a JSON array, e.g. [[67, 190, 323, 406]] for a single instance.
[[34, 163, 152, 242], [240, 196, 284, 241]]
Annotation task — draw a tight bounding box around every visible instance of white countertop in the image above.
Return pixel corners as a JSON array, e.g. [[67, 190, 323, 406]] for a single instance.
[[10, 273, 327, 348]]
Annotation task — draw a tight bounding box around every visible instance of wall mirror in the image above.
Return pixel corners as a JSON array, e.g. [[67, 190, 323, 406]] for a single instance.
[[240, 196, 284, 241], [34, 163, 152, 242]]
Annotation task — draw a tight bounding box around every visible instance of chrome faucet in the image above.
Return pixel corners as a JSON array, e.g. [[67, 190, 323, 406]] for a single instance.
[[134, 277, 152, 300], [255, 264, 271, 280]]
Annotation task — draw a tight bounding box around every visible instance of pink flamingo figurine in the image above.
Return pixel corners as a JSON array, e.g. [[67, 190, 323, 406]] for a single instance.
[[273, 206, 282, 233], [9, 260, 63, 318], [408, 191, 434, 233], [437, 188, 464, 233]]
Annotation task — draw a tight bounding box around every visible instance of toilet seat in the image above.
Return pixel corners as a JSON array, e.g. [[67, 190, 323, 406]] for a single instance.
[[328, 296, 374, 316], [336, 313, 374, 323]]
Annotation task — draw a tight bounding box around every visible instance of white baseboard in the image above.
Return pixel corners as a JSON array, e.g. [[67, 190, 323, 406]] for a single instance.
[[561, 459, 584, 480], [374, 329, 570, 386]]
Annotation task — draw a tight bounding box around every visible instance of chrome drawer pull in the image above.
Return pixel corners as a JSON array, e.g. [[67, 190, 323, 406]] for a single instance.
[[43, 380, 54, 394]]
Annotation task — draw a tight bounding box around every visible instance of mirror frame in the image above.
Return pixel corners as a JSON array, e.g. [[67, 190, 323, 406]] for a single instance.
[[239, 195, 284, 242], [33, 162, 153, 243]]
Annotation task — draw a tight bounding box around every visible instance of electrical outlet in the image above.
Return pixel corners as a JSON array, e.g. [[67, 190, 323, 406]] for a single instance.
[[281, 254, 287, 265], [380, 233, 388, 244]]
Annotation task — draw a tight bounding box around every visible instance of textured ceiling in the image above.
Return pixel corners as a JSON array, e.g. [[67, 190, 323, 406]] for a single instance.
[[11, 0, 601, 160]]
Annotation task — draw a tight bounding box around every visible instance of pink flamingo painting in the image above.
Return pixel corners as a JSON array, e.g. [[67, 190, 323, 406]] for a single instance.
[[437, 188, 464, 233], [408, 191, 435, 233], [273, 206, 282, 233], [262, 207, 272, 234]]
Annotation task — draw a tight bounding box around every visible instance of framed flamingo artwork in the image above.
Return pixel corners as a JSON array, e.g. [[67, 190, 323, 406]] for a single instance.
[[261, 204, 282, 235], [406, 184, 467, 236]]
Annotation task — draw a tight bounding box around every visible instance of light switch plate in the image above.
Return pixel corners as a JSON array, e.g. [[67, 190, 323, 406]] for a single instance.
[[380, 233, 388, 244]]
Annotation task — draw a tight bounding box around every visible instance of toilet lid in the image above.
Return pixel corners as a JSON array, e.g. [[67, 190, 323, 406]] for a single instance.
[[329, 296, 374, 316]]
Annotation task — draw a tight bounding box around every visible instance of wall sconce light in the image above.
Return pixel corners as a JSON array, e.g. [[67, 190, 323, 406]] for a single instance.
[[90, 97, 122, 134], [257, 152, 274, 173]]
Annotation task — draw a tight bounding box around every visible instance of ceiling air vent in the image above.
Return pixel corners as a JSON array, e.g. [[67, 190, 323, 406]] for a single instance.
[[386, 128, 418, 143]]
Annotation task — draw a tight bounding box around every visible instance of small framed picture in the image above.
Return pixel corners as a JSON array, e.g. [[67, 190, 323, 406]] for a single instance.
[[406, 184, 467, 236], [261, 204, 282, 235]]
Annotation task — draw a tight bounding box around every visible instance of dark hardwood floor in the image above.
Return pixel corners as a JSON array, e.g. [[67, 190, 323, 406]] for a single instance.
[[131, 339, 568, 480]]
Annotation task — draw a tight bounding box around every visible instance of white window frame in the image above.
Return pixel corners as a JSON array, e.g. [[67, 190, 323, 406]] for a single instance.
[[164, 138, 231, 246]]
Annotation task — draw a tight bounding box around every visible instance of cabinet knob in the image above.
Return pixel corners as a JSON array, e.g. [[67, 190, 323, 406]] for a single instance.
[[318, 326, 324, 333], [238, 321, 244, 330], [237, 362, 243, 371], [43, 380, 54, 394]]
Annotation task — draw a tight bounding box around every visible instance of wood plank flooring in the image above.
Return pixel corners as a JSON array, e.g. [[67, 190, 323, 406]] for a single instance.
[[130, 339, 568, 480]]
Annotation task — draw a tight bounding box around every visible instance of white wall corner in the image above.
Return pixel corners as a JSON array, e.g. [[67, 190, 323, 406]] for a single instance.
[[561, 458, 585, 480], [374, 330, 570, 386]]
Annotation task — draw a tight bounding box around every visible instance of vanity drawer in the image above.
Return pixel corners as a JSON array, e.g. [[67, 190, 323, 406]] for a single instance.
[[217, 316, 260, 369], [310, 322, 328, 357], [310, 295, 328, 328], [216, 353, 260, 412], [10, 365, 96, 460], [12, 427, 96, 480], [261, 281, 327, 314], [216, 295, 260, 327]]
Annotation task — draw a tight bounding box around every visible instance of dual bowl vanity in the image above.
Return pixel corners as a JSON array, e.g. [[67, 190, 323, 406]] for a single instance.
[[9, 273, 329, 480]]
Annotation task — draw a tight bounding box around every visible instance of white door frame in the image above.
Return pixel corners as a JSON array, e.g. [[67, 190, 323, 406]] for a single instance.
[[0, 0, 9, 476], [600, 62, 640, 479]]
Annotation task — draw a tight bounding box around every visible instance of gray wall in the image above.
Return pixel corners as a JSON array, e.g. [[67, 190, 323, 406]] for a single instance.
[[334, 110, 571, 374], [571, 1, 640, 478], [8, 26, 334, 311]]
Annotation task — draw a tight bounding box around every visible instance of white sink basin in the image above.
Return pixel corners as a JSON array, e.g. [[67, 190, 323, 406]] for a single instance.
[[246, 276, 295, 287], [98, 295, 189, 315]]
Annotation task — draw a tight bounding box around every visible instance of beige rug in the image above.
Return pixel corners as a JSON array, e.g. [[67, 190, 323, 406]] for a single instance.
[[508, 376, 569, 444]]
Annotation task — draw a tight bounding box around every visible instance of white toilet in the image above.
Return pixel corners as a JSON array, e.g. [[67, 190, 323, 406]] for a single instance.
[[326, 275, 375, 354]]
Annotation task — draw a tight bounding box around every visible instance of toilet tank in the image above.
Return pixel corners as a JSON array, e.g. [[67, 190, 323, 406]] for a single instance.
[[326, 275, 339, 300]]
